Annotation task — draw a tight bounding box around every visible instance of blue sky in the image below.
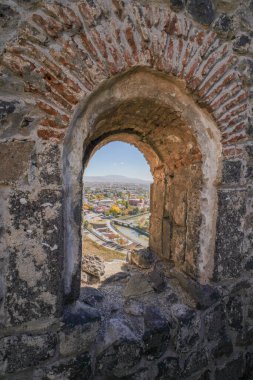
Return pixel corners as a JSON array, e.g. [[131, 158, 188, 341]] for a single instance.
[[84, 142, 153, 181]]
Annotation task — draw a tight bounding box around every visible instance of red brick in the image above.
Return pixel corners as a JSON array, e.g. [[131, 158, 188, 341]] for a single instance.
[[37, 127, 65, 141]]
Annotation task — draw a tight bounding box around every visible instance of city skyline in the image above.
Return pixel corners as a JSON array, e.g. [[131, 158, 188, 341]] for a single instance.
[[84, 141, 153, 181]]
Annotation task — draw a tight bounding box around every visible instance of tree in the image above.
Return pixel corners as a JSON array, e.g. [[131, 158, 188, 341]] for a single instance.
[[109, 204, 121, 216], [131, 207, 139, 215]]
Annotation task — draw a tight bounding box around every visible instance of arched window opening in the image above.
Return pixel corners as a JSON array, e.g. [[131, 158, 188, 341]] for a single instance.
[[63, 69, 221, 302], [81, 141, 153, 287]]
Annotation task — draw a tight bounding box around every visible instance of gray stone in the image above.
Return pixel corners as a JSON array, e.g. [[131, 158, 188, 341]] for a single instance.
[[0, 333, 57, 374], [5, 189, 63, 326], [63, 301, 101, 328], [124, 273, 153, 298], [148, 269, 166, 292], [0, 100, 17, 119], [186, 0, 215, 26], [171, 270, 221, 310], [170, 0, 185, 11], [34, 352, 92, 380], [79, 286, 104, 306], [222, 160, 242, 185], [82, 255, 105, 279], [233, 34, 251, 54], [215, 354, 244, 380], [157, 356, 181, 380], [214, 190, 246, 280], [246, 144, 253, 158], [143, 305, 171, 359], [204, 304, 226, 341], [226, 294, 243, 331], [211, 335, 233, 359], [171, 304, 200, 352], [124, 300, 144, 316], [130, 248, 155, 269], [246, 162, 253, 181], [236, 325, 253, 347], [95, 318, 141, 378], [214, 14, 234, 38], [59, 320, 100, 357], [103, 271, 130, 284], [183, 348, 208, 377], [100, 318, 138, 351], [37, 143, 62, 186], [0, 141, 35, 184], [245, 352, 253, 380]]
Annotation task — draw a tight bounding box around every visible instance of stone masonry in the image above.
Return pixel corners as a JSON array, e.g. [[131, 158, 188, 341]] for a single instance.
[[0, 0, 253, 379]]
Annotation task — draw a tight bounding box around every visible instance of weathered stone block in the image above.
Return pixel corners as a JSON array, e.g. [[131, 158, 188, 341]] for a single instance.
[[0, 141, 34, 184], [183, 348, 208, 377], [79, 286, 104, 306], [233, 34, 251, 54], [170, 0, 185, 11], [171, 304, 200, 353], [5, 189, 63, 325], [143, 305, 171, 359], [236, 325, 253, 347], [226, 294, 243, 331], [204, 304, 226, 341], [213, 14, 234, 38], [34, 352, 92, 380], [63, 301, 101, 328], [245, 352, 253, 379], [215, 354, 244, 380], [186, 0, 215, 25], [171, 270, 221, 310], [157, 356, 181, 380], [0, 100, 16, 118], [37, 143, 62, 186], [95, 318, 141, 378], [214, 190, 246, 280], [211, 335, 233, 359], [0, 333, 57, 374], [246, 162, 253, 181], [59, 320, 100, 357], [222, 160, 242, 184]]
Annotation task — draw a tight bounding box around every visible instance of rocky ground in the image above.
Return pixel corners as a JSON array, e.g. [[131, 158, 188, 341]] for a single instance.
[[77, 249, 205, 378]]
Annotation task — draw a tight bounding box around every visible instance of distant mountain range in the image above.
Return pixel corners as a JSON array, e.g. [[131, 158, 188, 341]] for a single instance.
[[84, 175, 152, 185]]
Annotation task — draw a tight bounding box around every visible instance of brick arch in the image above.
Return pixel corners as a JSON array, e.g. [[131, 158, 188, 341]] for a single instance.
[[63, 68, 222, 300], [1, 0, 249, 150]]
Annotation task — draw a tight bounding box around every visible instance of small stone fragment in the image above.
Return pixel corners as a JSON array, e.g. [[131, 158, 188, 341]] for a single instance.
[[130, 248, 155, 269], [82, 255, 105, 280]]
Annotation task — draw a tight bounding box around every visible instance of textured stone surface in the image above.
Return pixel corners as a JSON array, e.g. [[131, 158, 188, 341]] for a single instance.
[[215, 190, 246, 280], [0, 141, 34, 184], [130, 248, 155, 269], [82, 255, 105, 280], [215, 355, 244, 380], [0, 333, 57, 374], [187, 0, 215, 25], [0, 0, 252, 378], [124, 273, 153, 297], [34, 352, 92, 380]]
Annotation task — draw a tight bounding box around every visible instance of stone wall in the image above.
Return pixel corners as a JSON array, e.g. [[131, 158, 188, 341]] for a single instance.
[[0, 0, 253, 379]]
